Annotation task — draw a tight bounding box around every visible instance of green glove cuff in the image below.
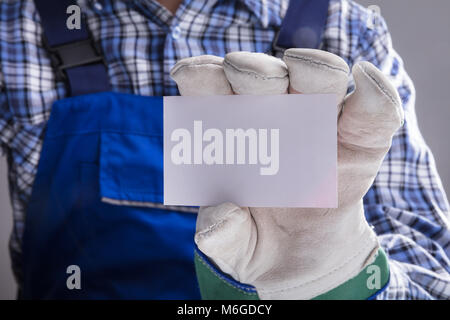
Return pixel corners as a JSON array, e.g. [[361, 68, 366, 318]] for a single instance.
[[194, 247, 390, 300]]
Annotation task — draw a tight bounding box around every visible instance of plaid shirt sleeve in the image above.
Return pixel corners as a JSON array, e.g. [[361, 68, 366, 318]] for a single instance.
[[0, 72, 9, 158], [330, 1, 450, 299]]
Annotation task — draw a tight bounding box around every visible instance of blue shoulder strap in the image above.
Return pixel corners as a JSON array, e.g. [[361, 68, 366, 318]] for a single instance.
[[275, 0, 330, 50], [34, 0, 110, 96]]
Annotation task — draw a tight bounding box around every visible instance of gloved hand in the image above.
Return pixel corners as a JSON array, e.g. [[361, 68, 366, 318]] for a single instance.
[[170, 49, 404, 300]]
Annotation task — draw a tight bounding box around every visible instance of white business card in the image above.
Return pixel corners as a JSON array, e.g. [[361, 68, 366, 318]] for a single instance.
[[164, 94, 337, 208]]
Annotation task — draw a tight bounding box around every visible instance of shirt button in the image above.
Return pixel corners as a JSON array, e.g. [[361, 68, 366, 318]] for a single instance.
[[171, 26, 181, 40], [93, 1, 103, 11]]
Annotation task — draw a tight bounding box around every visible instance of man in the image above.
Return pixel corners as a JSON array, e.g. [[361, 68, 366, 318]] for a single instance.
[[0, 0, 449, 299]]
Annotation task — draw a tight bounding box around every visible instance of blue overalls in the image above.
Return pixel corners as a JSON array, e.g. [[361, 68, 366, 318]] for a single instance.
[[21, 0, 330, 299]]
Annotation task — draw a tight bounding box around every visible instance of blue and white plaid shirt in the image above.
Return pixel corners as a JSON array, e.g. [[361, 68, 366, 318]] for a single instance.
[[0, 0, 449, 299]]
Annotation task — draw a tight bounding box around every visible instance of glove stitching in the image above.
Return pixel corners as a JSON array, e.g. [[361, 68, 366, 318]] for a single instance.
[[355, 63, 404, 127], [310, 239, 380, 298], [356, 63, 399, 107], [223, 59, 288, 80], [283, 54, 349, 74], [258, 233, 377, 296], [195, 214, 231, 240], [196, 207, 243, 240], [170, 63, 224, 77]]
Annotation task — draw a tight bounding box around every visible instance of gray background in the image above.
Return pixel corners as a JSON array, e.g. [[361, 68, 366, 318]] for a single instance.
[[0, 0, 449, 299]]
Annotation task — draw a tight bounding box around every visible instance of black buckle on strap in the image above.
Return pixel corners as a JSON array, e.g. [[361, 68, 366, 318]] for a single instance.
[[43, 36, 105, 82]]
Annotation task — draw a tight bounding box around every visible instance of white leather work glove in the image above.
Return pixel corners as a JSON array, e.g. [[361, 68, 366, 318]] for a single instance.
[[170, 49, 404, 300]]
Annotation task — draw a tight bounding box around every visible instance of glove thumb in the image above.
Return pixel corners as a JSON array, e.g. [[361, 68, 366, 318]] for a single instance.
[[195, 203, 256, 281]]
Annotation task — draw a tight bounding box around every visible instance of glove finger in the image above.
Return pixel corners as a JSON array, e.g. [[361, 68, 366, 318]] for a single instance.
[[195, 203, 256, 281], [283, 48, 349, 108], [337, 61, 404, 205], [223, 52, 289, 95], [170, 55, 233, 96]]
